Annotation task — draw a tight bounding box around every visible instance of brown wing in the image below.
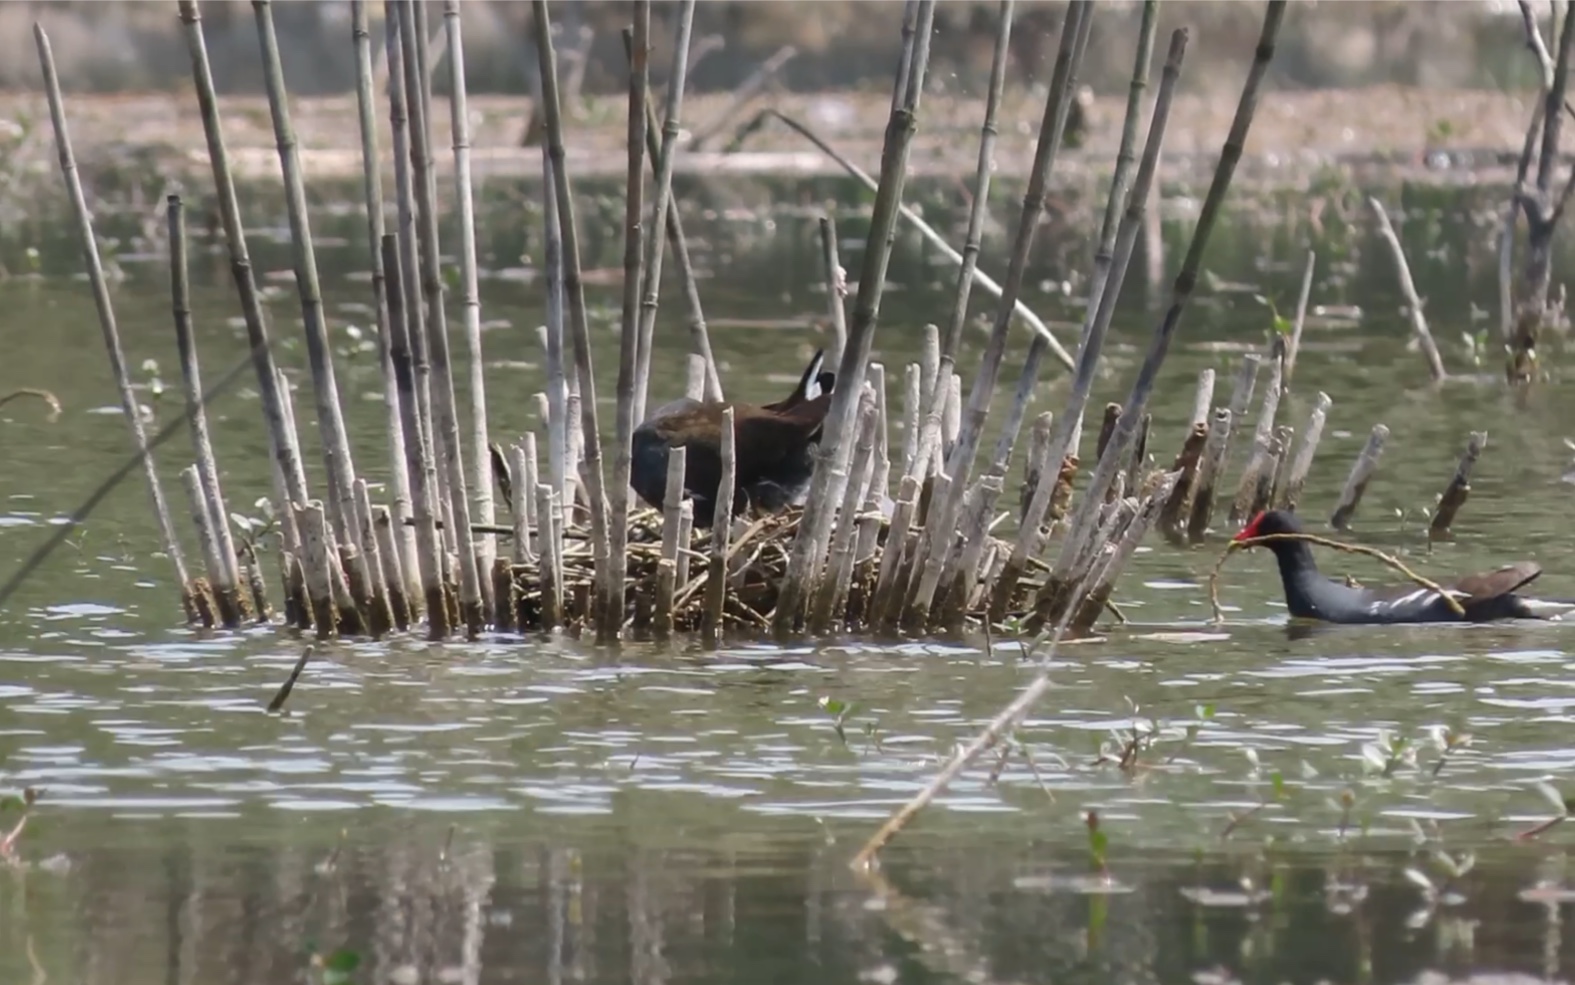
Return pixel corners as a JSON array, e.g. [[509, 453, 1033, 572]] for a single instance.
[[1447, 561, 1542, 601]]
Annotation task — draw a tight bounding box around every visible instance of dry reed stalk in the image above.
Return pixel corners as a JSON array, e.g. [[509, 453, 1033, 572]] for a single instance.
[[176, 0, 307, 557], [772, 0, 937, 634], [36, 25, 198, 624], [443, 0, 498, 602], [381, 233, 449, 638], [1429, 431, 1488, 539], [296, 502, 338, 639], [619, 41, 721, 399], [691, 44, 797, 150], [400, 0, 483, 637], [371, 505, 405, 626], [702, 408, 738, 642], [1190, 368, 1216, 429], [869, 363, 893, 504], [1002, 14, 1176, 616], [608, 1, 652, 643], [386, 6, 441, 562], [1185, 408, 1232, 542], [1068, 471, 1179, 634], [1277, 391, 1331, 512], [869, 475, 922, 628], [167, 195, 243, 628], [810, 390, 879, 633], [1018, 411, 1055, 525], [351, 0, 419, 612], [536, 482, 562, 628], [1048, 1, 1286, 626], [1368, 197, 1448, 382], [253, 1, 367, 582], [1262, 424, 1293, 514], [938, 474, 1004, 628], [631, 0, 697, 422], [1156, 421, 1208, 541], [538, 171, 571, 504], [902, 364, 922, 476], [654, 436, 689, 638], [532, 0, 615, 634], [934, 0, 1091, 591], [1330, 423, 1389, 531], [1229, 338, 1285, 526], [765, 112, 1070, 368], [178, 467, 220, 626], [352, 479, 395, 637], [1284, 250, 1316, 386], [819, 216, 850, 367]]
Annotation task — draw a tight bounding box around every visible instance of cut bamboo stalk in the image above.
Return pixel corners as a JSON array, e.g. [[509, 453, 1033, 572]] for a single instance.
[[1430, 431, 1488, 540], [811, 390, 879, 634], [37, 26, 198, 624], [443, 0, 498, 604], [902, 363, 922, 476], [297, 501, 338, 640], [351, 0, 419, 613], [516, 438, 538, 564], [1019, 411, 1054, 525], [532, 0, 615, 634], [702, 408, 737, 642], [535, 482, 561, 629], [1156, 420, 1208, 541], [1229, 340, 1285, 526], [167, 194, 243, 628], [675, 503, 696, 590], [939, 475, 1004, 629], [773, 0, 936, 634], [1259, 424, 1292, 516], [819, 216, 849, 369], [919, 323, 941, 414], [242, 546, 272, 623], [1125, 412, 1152, 493], [400, 0, 483, 638], [1330, 423, 1390, 531], [1284, 249, 1316, 387], [869, 363, 893, 512], [1185, 408, 1232, 543], [1048, 2, 1286, 621], [1095, 403, 1121, 466], [1069, 473, 1179, 634], [607, 0, 651, 643], [654, 434, 688, 638], [1191, 368, 1216, 429], [931, 0, 1092, 599], [869, 475, 921, 628], [381, 233, 449, 639], [253, 1, 365, 573], [943, 373, 960, 456], [1277, 391, 1331, 512], [988, 340, 1046, 475], [1368, 197, 1448, 383], [372, 505, 409, 630], [176, 0, 306, 556], [352, 479, 395, 638], [632, 0, 697, 423], [284, 553, 309, 630], [179, 466, 222, 627]]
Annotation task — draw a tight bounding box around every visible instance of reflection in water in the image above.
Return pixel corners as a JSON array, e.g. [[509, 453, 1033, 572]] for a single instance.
[[4, 815, 1575, 984]]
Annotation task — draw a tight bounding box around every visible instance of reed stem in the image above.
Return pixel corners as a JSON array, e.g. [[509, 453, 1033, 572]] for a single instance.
[[610, 0, 652, 642], [352, 0, 420, 613], [444, 0, 498, 602], [774, 0, 937, 634], [399, 0, 483, 637], [532, 0, 616, 634], [36, 25, 196, 624], [168, 195, 243, 628]]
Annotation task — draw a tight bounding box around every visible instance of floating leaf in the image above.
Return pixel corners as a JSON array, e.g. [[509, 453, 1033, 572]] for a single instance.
[[1270, 771, 1286, 800], [1403, 867, 1435, 893], [1360, 744, 1389, 773]]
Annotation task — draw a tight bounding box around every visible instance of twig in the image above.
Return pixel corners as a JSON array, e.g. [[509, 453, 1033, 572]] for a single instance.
[[0, 389, 61, 419], [1367, 197, 1447, 382], [1207, 532, 1467, 624], [267, 645, 315, 713]]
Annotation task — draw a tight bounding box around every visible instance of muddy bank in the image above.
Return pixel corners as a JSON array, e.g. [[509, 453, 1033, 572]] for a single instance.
[[0, 85, 1544, 194]]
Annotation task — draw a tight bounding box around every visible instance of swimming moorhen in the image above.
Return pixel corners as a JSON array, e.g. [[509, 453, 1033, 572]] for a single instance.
[[631, 349, 836, 528], [1232, 509, 1573, 624]]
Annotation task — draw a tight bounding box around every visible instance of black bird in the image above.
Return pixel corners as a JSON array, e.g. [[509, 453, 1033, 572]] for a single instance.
[[631, 350, 836, 528], [1232, 509, 1575, 625]]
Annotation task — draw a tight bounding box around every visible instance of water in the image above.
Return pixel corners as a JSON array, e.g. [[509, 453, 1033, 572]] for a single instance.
[[5, 174, 1575, 983]]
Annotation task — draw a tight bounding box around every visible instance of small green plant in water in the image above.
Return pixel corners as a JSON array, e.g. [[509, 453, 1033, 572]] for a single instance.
[[1085, 810, 1109, 879], [817, 696, 855, 745]]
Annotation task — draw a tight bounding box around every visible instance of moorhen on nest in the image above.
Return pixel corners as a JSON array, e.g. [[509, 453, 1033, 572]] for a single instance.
[[1232, 509, 1574, 625], [631, 349, 835, 528]]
